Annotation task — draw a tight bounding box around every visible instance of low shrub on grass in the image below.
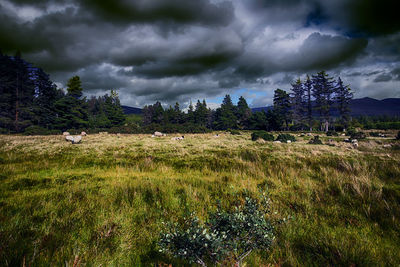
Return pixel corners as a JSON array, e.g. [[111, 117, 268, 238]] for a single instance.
[[276, 134, 296, 143], [229, 129, 241, 135], [346, 127, 357, 136], [350, 132, 367, 140], [308, 135, 323, 144], [251, 131, 274, 141], [326, 130, 338, 136]]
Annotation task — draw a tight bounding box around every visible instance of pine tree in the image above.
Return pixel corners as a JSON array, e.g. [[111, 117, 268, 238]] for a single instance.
[[103, 90, 125, 126], [273, 89, 291, 130], [187, 101, 195, 124], [236, 96, 252, 129], [290, 78, 306, 129], [304, 75, 313, 131], [194, 99, 209, 126], [66, 76, 83, 98], [312, 71, 335, 131], [334, 77, 353, 129], [173, 102, 183, 124], [214, 95, 237, 130]]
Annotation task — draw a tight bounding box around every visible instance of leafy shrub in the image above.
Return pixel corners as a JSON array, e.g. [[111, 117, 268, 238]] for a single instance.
[[276, 134, 296, 142], [159, 194, 280, 266], [326, 130, 338, 136], [334, 125, 345, 132], [308, 135, 323, 144], [251, 131, 274, 141], [350, 131, 367, 140], [24, 126, 60, 135], [229, 129, 241, 135]]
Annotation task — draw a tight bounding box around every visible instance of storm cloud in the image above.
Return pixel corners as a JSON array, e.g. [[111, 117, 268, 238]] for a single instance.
[[0, 0, 399, 107]]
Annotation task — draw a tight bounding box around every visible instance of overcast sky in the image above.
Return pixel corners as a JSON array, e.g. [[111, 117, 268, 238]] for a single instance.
[[1, 0, 399, 108]]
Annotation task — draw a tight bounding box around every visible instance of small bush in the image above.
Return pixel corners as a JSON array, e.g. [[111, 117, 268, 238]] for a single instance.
[[350, 131, 367, 140], [276, 134, 296, 142], [159, 194, 280, 266], [251, 131, 274, 141], [229, 129, 241, 135], [326, 130, 338, 136], [346, 127, 356, 136], [308, 135, 323, 144]]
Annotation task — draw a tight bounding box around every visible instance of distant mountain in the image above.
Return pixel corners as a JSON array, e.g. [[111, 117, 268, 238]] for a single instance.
[[251, 97, 400, 117], [121, 105, 142, 115]]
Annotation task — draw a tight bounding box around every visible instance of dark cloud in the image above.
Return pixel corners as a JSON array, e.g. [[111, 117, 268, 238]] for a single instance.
[[0, 0, 399, 106]]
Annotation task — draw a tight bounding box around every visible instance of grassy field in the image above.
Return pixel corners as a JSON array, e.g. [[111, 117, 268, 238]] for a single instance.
[[0, 132, 399, 266]]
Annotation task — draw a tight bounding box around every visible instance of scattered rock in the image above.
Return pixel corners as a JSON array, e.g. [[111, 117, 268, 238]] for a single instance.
[[383, 144, 392, 148], [63, 132, 70, 136], [286, 140, 291, 143], [256, 139, 266, 144], [273, 141, 281, 144]]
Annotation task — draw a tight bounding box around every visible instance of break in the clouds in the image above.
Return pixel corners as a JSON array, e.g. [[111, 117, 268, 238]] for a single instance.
[[1, 0, 399, 107]]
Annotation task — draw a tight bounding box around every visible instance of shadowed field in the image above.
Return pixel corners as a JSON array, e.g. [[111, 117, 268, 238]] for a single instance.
[[0, 132, 399, 266]]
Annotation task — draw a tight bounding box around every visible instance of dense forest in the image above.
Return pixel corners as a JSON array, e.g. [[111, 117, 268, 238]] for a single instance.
[[1, 52, 399, 134]]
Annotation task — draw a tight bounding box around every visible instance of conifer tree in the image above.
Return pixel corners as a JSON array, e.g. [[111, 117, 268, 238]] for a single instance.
[[214, 94, 237, 130], [312, 71, 335, 131], [334, 77, 353, 129], [304, 75, 313, 131], [290, 78, 306, 128], [273, 89, 291, 130], [236, 96, 252, 129], [66, 76, 83, 98]]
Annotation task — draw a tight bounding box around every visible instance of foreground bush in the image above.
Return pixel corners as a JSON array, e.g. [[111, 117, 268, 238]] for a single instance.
[[276, 134, 296, 142], [251, 131, 274, 141], [159, 194, 279, 267]]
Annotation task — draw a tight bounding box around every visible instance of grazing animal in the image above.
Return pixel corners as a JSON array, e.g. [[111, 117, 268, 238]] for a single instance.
[[81, 131, 87, 136], [286, 140, 291, 143], [154, 131, 163, 137], [63, 132, 70, 136], [171, 136, 184, 141], [65, 135, 82, 144], [214, 134, 220, 138]]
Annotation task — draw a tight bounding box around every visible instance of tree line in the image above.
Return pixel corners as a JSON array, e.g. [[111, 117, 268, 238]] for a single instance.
[[2, 52, 398, 134], [142, 71, 354, 132], [0, 52, 125, 134]]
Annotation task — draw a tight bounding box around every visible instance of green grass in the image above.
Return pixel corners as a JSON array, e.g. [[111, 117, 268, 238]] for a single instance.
[[0, 132, 399, 266]]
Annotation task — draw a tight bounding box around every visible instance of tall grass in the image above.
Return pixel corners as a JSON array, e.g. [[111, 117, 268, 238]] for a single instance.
[[0, 132, 399, 266]]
